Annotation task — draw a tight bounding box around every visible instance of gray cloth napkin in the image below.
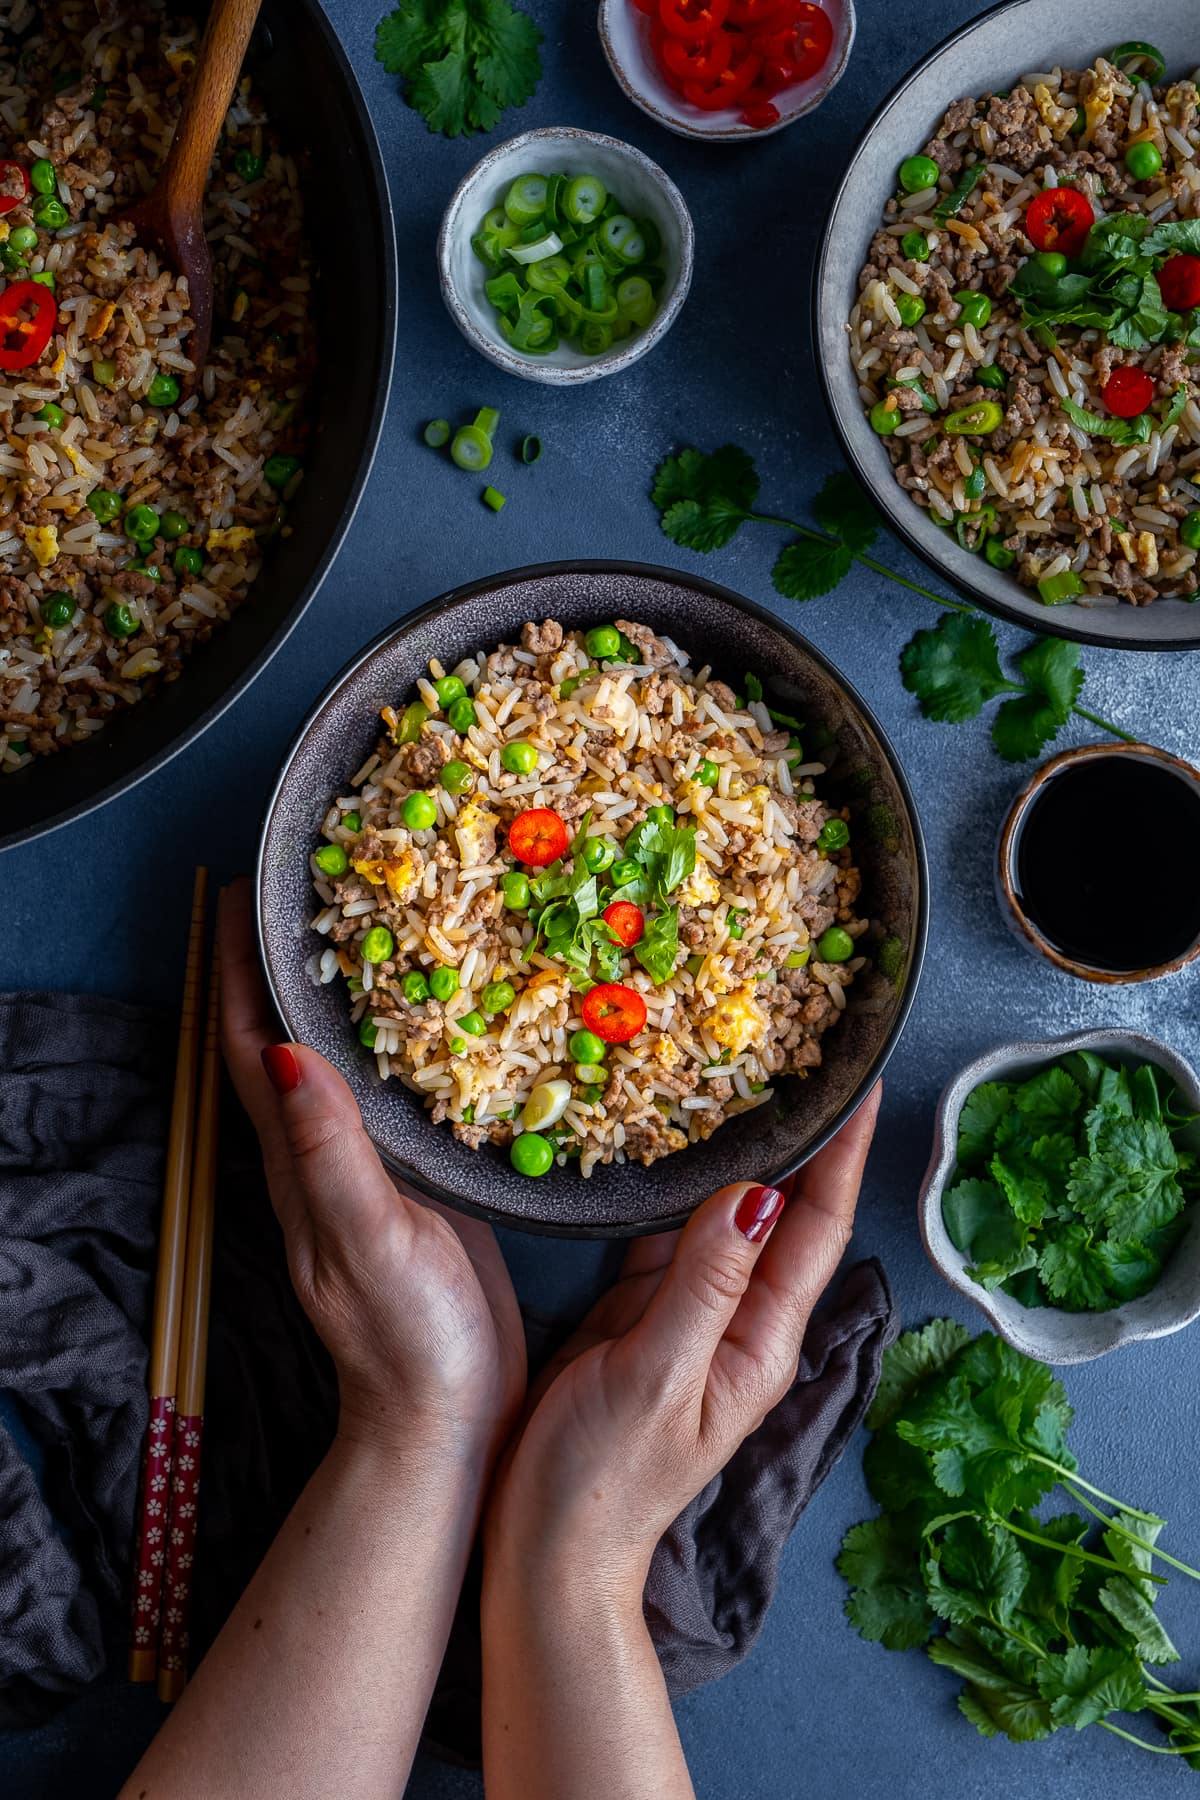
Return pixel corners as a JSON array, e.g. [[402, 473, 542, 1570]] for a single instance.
[[0, 990, 896, 1759]]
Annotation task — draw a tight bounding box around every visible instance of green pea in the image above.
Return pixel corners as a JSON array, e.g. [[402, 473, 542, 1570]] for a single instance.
[[402, 791, 437, 831], [92, 358, 116, 386], [359, 1015, 378, 1049], [901, 230, 930, 261], [501, 871, 530, 909], [9, 225, 37, 253], [785, 949, 811, 968], [264, 453, 300, 491], [501, 738, 538, 774], [1180, 511, 1200, 551], [147, 373, 180, 408], [159, 510, 188, 540], [511, 1132, 554, 1177], [870, 399, 900, 436], [124, 504, 160, 543], [975, 363, 1007, 389], [429, 966, 459, 1002], [234, 149, 266, 182], [403, 971, 431, 1003], [816, 926, 855, 963], [481, 980, 516, 1015], [1125, 140, 1163, 180], [174, 546, 204, 577], [104, 600, 138, 639], [448, 696, 477, 734], [30, 159, 56, 195], [898, 153, 939, 193], [457, 1010, 486, 1036], [440, 758, 474, 795], [361, 926, 395, 964], [727, 911, 745, 940], [817, 818, 851, 853], [569, 1028, 606, 1065], [694, 759, 719, 787], [647, 805, 674, 826], [39, 591, 73, 627], [314, 843, 348, 877], [36, 402, 65, 428], [611, 858, 639, 887], [985, 536, 1016, 570], [33, 195, 68, 230], [582, 836, 616, 873], [450, 1036, 467, 1055], [574, 1062, 606, 1085], [87, 487, 122, 523], [954, 290, 992, 329], [895, 292, 926, 326], [1034, 250, 1067, 277], [342, 811, 362, 833], [584, 624, 621, 659], [434, 674, 466, 707]]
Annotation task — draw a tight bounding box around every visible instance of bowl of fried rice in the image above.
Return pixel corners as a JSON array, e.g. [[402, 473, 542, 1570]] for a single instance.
[[257, 562, 927, 1237], [817, 0, 1200, 649]]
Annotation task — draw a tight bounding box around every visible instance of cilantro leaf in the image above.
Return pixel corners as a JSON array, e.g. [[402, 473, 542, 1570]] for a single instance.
[[470, 0, 543, 106], [1142, 218, 1200, 257], [957, 1082, 1015, 1166], [930, 1626, 1052, 1743], [634, 907, 679, 986], [900, 615, 1018, 724], [1037, 1224, 1112, 1312], [1068, 1116, 1189, 1242], [925, 1517, 1029, 1631], [1096, 1234, 1165, 1304], [838, 1515, 936, 1650], [1014, 637, 1085, 724], [991, 692, 1068, 763], [374, 0, 542, 138], [771, 537, 853, 601], [1099, 1552, 1179, 1666], [652, 445, 759, 551], [1037, 1644, 1147, 1731], [943, 1177, 1033, 1282], [1014, 1065, 1082, 1135], [1061, 394, 1152, 445], [375, 0, 448, 72], [866, 1319, 971, 1431], [813, 470, 878, 554], [662, 497, 752, 554]]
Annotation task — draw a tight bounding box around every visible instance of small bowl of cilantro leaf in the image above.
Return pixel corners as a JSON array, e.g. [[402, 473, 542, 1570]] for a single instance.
[[921, 1030, 1200, 1363]]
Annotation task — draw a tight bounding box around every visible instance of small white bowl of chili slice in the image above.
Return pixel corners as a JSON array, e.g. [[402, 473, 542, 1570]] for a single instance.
[[598, 0, 855, 142]]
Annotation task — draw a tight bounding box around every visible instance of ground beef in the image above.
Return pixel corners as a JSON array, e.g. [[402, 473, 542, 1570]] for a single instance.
[[615, 618, 672, 666], [520, 618, 563, 655], [403, 733, 449, 782], [984, 86, 1046, 170], [702, 679, 740, 712]]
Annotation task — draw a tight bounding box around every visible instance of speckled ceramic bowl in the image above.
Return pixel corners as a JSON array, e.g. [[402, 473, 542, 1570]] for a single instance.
[[597, 0, 855, 144], [256, 562, 928, 1237], [437, 127, 693, 386], [920, 1030, 1200, 1363], [815, 0, 1200, 650]]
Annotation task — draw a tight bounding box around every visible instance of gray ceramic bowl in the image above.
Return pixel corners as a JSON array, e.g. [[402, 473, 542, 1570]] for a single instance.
[[816, 0, 1200, 651], [257, 562, 928, 1237], [920, 1029, 1200, 1363]]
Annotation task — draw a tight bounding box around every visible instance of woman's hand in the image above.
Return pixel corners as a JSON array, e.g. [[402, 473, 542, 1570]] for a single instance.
[[219, 879, 526, 1469], [486, 1090, 881, 1599]]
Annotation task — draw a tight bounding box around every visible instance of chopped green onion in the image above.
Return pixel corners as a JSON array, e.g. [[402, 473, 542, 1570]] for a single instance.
[[423, 418, 451, 447], [507, 231, 563, 265], [451, 426, 492, 472], [521, 434, 542, 464], [1037, 569, 1086, 606], [1107, 40, 1165, 82], [482, 485, 507, 512], [504, 173, 549, 226], [932, 162, 984, 224]]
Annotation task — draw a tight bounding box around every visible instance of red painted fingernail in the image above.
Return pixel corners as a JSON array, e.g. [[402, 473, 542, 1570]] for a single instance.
[[735, 1185, 785, 1242], [261, 1044, 302, 1095]]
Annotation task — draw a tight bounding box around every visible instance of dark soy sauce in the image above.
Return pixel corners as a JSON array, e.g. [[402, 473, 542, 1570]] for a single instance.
[[1015, 757, 1200, 971]]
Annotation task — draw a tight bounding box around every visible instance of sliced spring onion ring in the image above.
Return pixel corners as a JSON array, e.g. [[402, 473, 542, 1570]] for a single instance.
[[423, 418, 450, 448], [521, 434, 543, 463], [564, 173, 607, 225], [451, 424, 493, 471], [1107, 40, 1166, 82], [504, 173, 549, 226], [506, 230, 563, 265], [482, 485, 507, 511]]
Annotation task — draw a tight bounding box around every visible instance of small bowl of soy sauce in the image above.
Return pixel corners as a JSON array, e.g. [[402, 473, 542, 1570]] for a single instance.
[[998, 743, 1200, 985]]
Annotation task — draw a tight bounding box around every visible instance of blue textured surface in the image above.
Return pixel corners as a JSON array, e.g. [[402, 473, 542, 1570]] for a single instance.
[[3, 1, 1200, 1794]]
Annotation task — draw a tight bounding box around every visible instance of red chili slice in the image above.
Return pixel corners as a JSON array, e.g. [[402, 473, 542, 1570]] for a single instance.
[[741, 99, 782, 127], [601, 900, 645, 948], [1158, 253, 1200, 312], [582, 982, 648, 1044], [1025, 187, 1094, 259], [508, 807, 569, 867], [659, 0, 730, 39], [791, 2, 833, 77], [728, 0, 796, 22], [683, 47, 761, 107], [0, 161, 29, 217], [1101, 365, 1155, 419], [0, 280, 58, 372], [660, 26, 733, 83]]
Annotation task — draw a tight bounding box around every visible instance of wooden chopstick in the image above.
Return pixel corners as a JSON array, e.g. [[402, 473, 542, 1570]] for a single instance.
[[128, 866, 207, 1684], [157, 944, 221, 1702]]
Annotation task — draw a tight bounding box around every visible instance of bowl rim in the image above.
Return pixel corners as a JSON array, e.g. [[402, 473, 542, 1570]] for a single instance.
[[595, 0, 857, 143], [435, 125, 694, 387], [919, 1027, 1200, 1362], [0, 1, 400, 855], [255, 556, 931, 1236], [811, 0, 1200, 654]]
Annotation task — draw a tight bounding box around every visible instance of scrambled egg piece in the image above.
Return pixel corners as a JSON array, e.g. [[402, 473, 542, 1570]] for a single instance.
[[1082, 69, 1115, 144], [205, 525, 256, 555], [706, 983, 768, 1057], [651, 1034, 681, 1069], [454, 798, 497, 868], [351, 853, 418, 899], [1033, 82, 1076, 140], [677, 863, 721, 909], [23, 525, 58, 567]]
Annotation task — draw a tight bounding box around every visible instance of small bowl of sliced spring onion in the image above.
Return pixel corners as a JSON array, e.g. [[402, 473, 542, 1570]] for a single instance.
[[437, 125, 694, 384]]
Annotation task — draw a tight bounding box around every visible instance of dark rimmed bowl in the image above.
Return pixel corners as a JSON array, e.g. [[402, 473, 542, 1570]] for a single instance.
[[815, 0, 1200, 652], [256, 562, 928, 1238], [0, 0, 397, 853]]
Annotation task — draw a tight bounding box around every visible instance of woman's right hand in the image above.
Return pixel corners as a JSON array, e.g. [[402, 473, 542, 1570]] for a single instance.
[[484, 1087, 881, 1601]]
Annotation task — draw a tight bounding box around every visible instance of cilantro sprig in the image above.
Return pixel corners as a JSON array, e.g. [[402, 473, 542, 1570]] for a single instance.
[[840, 1322, 1200, 1767], [651, 445, 1136, 764], [374, 0, 543, 138], [943, 1053, 1198, 1310]]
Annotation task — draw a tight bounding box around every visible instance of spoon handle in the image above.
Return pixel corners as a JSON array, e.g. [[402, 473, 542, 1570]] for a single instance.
[[162, 0, 264, 210]]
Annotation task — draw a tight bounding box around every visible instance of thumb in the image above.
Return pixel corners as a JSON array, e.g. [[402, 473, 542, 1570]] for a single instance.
[[622, 1181, 786, 1393], [259, 1042, 411, 1248]]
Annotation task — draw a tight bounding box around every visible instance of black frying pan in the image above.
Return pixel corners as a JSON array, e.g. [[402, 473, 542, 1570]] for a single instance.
[[0, 0, 396, 852]]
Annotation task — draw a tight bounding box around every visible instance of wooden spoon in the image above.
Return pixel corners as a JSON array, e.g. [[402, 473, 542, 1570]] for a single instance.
[[122, 0, 263, 385]]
